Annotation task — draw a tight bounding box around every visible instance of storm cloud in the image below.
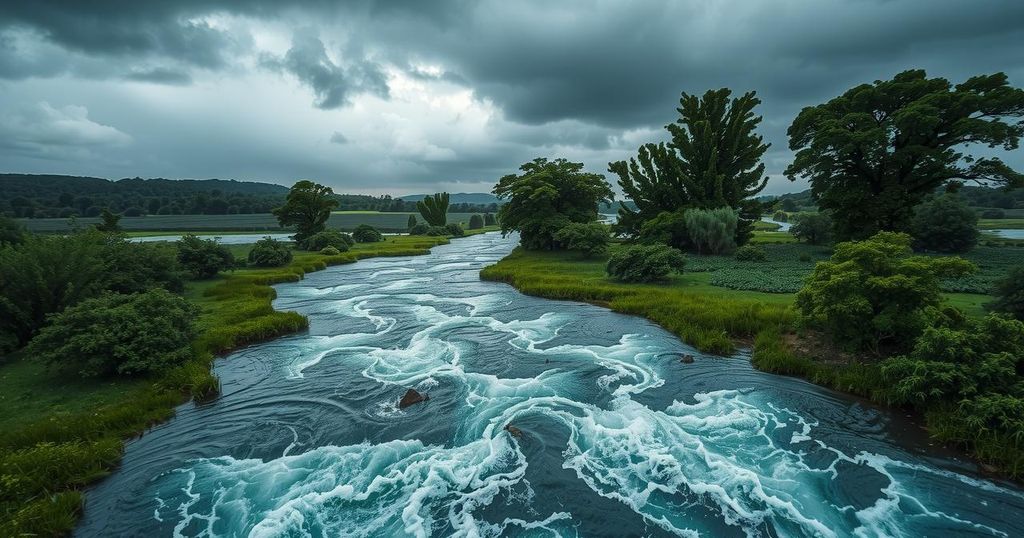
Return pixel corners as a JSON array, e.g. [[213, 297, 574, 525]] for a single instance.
[[1, 0, 1022, 195]]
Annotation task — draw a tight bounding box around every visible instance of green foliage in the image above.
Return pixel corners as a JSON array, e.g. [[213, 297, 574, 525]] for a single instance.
[[606, 244, 686, 283], [553, 222, 610, 257], [685, 243, 829, 293], [493, 158, 613, 250], [319, 246, 341, 255], [786, 70, 1024, 241], [407, 214, 418, 229], [637, 209, 690, 250], [910, 194, 979, 253], [0, 215, 25, 247], [27, 290, 198, 377], [468, 214, 484, 230], [610, 88, 769, 246], [272, 180, 338, 244], [484, 213, 497, 226], [408, 223, 430, 235], [417, 192, 449, 226], [94, 208, 121, 232], [772, 210, 788, 223], [425, 226, 447, 236], [247, 237, 293, 267], [301, 230, 352, 251], [734, 245, 767, 262], [981, 208, 1006, 219], [102, 239, 186, 295], [780, 198, 798, 212], [989, 266, 1024, 320], [176, 234, 235, 279], [937, 246, 1024, 293], [789, 212, 832, 245], [444, 223, 464, 237], [352, 224, 384, 243], [684, 207, 738, 254], [796, 232, 975, 353]]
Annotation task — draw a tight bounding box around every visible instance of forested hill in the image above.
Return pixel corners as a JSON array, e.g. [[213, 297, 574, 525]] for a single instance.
[[0, 174, 499, 217]]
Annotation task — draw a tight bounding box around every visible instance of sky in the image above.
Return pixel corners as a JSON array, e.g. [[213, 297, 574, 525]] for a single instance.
[[1, 0, 1023, 197]]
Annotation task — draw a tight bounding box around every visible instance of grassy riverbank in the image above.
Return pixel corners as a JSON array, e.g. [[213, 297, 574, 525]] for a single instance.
[[0, 232, 477, 536]]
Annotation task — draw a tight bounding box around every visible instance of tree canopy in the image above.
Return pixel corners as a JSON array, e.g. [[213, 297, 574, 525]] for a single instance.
[[272, 180, 339, 244], [417, 193, 449, 226], [786, 70, 1024, 240], [493, 158, 613, 250], [610, 88, 770, 244]]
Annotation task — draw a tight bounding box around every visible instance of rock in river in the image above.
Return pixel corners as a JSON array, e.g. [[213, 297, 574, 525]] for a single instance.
[[399, 388, 429, 409], [680, 354, 695, 364]]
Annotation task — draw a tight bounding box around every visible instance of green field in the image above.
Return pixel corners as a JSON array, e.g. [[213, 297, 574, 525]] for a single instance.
[[18, 212, 485, 233], [978, 218, 1024, 230]]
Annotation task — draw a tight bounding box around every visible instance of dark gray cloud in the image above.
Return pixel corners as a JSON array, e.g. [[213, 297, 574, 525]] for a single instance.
[[124, 67, 193, 85], [329, 131, 348, 144]]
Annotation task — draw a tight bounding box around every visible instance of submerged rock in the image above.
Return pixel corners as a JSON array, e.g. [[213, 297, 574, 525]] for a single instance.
[[680, 354, 695, 364], [399, 388, 429, 409], [504, 424, 523, 438]]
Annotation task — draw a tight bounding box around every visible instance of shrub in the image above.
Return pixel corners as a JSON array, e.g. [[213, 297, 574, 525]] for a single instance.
[[684, 207, 737, 254], [27, 289, 198, 377], [0, 215, 25, 247], [102, 239, 186, 294], [772, 210, 788, 223], [484, 213, 497, 226], [319, 246, 341, 255], [353, 224, 384, 243], [909, 194, 979, 253], [176, 234, 234, 279], [553, 222, 610, 256], [468, 214, 484, 230], [606, 244, 686, 283], [407, 214, 418, 229], [444, 223, 464, 237], [301, 230, 352, 251], [638, 209, 690, 250], [408, 223, 430, 235], [989, 266, 1024, 320], [425, 226, 447, 236], [248, 237, 293, 267], [981, 208, 1006, 219], [734, 245, 767, 262], [796, 232, 975, 353], [790, 212, 832, 245]]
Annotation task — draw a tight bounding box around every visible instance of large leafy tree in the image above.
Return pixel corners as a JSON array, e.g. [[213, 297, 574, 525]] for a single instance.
[[272, 180, 339, 243], [493, 158, 613, 250], [786, 70, 1024, 241], [417, 192, 449, 226], [610, 88, 770, 245]]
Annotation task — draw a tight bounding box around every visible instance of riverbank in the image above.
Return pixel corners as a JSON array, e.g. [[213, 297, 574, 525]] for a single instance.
[[0, 232, 486, 536], [479, 244, 1022, 479]]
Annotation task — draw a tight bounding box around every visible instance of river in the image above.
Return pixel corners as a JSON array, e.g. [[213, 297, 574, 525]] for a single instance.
[[77, 232, 1024, 537]]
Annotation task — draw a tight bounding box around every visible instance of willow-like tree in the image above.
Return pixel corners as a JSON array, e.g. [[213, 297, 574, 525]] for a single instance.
[[493, 158, 613, 250], [786, 70, 1024, 241], [417, 192, 449, 226], [610, 88, 769, 245], [272, 180, 338, 244]]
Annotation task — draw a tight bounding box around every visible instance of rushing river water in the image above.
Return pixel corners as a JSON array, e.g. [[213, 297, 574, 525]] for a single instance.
[[78, 232, 1024, 537]]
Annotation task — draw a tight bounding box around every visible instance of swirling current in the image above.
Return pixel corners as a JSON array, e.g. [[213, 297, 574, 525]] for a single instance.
[[76, 232, 1024, 537]]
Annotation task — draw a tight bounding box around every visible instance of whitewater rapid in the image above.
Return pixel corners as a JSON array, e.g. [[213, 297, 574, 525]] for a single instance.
[[77, 232, 1024, 537]]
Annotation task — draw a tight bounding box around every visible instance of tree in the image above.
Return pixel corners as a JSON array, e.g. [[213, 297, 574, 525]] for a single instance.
[[684, 207, 738, 255], [248, 237, 293, 267], [468, 214, 484, 230], [607, 244, 686, 283], [272, 180, 339, 244], [407, 214, 418, 229], [102, 239, 186, 294], [444, 223, 464, 237], [493, 158, 613, 250], [352, 224, 383, 243], [789, 212, 833, 245], [610, 88, 769, 246], [772, 210, 788, 223], [796, 232, 974, 353], [95, 208, 121, 232], [484, 213, 497, 226], [0, 216, 25, 247], [176, 235, 235, 279], [780, 198, 798, 212], [417, 193, 449, 226], [27, 290, 198, 378], [909, 194, 979, 253], [553, 222, 610, 257], [301, 230, 352, 251], [989, 266, 1024, 320], [786, 70, 1024, 241], [408, 223, 430, 235]]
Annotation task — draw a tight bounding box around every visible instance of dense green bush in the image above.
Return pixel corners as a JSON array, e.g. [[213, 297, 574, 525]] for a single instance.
[[408, 223, 430, 235], [468, 214, 484, 230], [353, 224, 384, 243], [425, 226, 447, 236], [27, 290, 198, 377], [772, 210, 788, 223], [796, 232, 974, 353], [248, 237, 293, 267], [444, 223, 464, 237], [484, 213, 497, 226], [990, 266, 1024, 320], [102, 238, 186, 295], [981, 208, 1006, 219], [0, 216, 25, 247], [684, 207, 737, 254], [301, 230, 352, 251], [407, 214, 418, 229], [790, 212, 832, 245], [734, 245, 767, 262], [176, 234, 235, 279], [910, 194, 978, 253], [320, 246, 341, 255], [553, 222, 610, 256], [638, 209, 690, 250], [606, 244, 686, 283]]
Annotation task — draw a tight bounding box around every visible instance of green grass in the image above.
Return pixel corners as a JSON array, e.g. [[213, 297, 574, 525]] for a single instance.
[[978, 218, 1024, 230], [0, 232, 472, 536]]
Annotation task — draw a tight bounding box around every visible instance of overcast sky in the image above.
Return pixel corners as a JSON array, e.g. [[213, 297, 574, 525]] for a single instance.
[[1, 1, 1022, 196]]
